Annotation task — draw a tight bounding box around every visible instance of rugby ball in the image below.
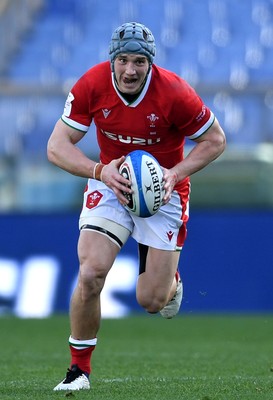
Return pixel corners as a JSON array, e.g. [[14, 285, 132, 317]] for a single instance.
[[119, 150, 164, 218]]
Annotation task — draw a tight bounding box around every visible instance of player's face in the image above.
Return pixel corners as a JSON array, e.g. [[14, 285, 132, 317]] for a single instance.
[[114, 54, 150, 94]]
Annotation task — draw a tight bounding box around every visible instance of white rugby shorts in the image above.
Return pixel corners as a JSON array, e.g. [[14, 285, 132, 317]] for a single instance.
[[79, 179, 189, 251]]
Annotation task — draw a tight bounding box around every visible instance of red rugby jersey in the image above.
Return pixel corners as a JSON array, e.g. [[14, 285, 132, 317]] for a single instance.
[[62, 61, 214, 188]]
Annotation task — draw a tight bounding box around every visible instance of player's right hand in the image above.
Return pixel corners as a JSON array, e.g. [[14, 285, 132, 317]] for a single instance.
[[100, 156, 132, 205]]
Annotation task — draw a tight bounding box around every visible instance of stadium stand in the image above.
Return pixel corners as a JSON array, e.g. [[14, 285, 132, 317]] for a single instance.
[[0, 0, 273, 210]]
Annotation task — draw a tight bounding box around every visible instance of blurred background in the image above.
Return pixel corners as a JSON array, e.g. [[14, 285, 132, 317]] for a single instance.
[[0, 0, 272, 318]]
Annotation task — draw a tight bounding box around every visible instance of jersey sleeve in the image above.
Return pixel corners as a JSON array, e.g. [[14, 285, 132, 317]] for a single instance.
[[61, 74, 92, 132], [171, 78, 215, 140]]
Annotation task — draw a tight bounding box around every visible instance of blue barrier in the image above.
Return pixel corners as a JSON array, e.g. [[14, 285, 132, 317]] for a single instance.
[[0, 210, 272, 317]]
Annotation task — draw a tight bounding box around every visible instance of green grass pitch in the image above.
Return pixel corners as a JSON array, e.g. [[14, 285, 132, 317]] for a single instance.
[[1, 314, 273, 399]]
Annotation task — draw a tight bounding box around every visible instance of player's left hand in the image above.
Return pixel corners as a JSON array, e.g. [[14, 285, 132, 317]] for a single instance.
[[161, 167, 178, 204]]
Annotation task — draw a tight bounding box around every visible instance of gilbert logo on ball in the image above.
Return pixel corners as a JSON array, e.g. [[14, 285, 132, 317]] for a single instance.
[[119, 150, 164, 218]]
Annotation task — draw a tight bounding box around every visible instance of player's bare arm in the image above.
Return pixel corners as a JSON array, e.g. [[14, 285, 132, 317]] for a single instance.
[[47, 119, 131, 203], [47, 119, 95, 177], [163, 118, 226, 203]]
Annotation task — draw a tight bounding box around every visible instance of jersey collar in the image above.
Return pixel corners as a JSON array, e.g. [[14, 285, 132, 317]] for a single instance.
[[111, 69, 152, 107]]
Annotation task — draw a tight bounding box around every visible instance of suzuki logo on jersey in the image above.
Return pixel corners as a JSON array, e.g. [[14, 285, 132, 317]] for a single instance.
[[101, 129, 161, 146], [102, 109, 111, 119]]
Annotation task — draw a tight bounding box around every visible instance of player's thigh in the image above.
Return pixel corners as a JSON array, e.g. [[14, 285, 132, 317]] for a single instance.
[[137, 248, 180, 295], [78, 229, 121, 278]]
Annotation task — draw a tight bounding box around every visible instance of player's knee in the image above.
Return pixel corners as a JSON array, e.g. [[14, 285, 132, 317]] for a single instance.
[[78, 262, 107, 300]]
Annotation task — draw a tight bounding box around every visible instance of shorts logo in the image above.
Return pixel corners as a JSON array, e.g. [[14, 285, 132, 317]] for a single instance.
[[86, 190, 103, 209], [167, 231, 174, 242]]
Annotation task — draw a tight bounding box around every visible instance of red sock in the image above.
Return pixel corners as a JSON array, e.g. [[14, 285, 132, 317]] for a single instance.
[[70, 345, 96, 375]]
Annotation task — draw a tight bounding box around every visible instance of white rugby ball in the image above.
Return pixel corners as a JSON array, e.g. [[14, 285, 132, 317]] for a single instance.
[[119, 150, 164, 218]]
